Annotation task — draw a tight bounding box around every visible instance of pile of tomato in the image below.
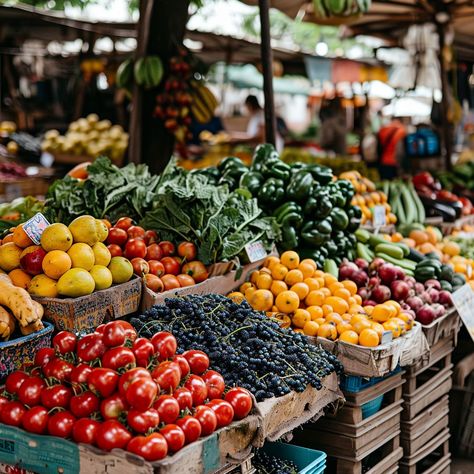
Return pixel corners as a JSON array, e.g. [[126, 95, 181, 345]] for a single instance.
[[105, 217, 209, 293], [0, 321, 253, 462]]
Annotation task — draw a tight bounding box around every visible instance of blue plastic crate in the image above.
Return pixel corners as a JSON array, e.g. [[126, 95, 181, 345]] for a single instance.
[[340, 365, 402, 393], [262, 441, 326, 474], [361, 394, 384, 419]]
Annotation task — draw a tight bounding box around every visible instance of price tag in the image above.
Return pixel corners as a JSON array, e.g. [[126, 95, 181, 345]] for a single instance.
[[451, 284, 474, 342], [244, 241, 267, 263], [23, 213, 50, 245], [372, 205, 387, 228], [381, 330, 393, 345]]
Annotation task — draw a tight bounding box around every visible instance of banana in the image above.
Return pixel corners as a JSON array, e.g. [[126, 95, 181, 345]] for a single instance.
[[134, 56, 163, 89]]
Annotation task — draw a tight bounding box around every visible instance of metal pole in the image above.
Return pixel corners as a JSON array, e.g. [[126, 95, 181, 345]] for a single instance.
[[258, 0, 276, 146]]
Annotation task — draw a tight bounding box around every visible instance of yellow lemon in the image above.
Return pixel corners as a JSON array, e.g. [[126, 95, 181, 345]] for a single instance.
[[92, 242, 111, 266], [67, 243, 95, 271], [57, 268, 95, 297], [68, 215, 101, 246], [40, 223, 73, 252], [89, 265, 113, 291]]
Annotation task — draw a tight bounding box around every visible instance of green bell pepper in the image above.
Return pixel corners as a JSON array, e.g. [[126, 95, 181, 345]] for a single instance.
[[300, 221, 329, 246], [316, 218, 332, 234], [286, 170, 313, 202], [331, 207, 349, 230], [305, 164, 333, 185], [274, 202, 302, 220], [190, 166, 221, 184], [251, 144, 279, 172], [218, 156, 243, 172], [239, 171, 264, 195], [280, 226, 299, 250], [258, 178, 285, 206], [262, 160, 291, 182], [304, 197, 319, 216]]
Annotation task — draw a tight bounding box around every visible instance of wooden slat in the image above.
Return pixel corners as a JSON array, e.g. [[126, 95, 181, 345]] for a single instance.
[[401, 395, 449, 438]]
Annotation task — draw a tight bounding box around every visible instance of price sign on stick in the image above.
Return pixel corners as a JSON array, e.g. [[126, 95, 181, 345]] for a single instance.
[[245, 241, 267, 263], [23, 213, 50, 245], [372, 205, 387, 228], [451, 284, 474, 342]]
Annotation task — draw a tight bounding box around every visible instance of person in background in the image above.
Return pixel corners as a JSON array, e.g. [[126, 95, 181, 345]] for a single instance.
[[189, 115, 225, 146], [319, 97, 347, 155], [377, 117, 407, 179]]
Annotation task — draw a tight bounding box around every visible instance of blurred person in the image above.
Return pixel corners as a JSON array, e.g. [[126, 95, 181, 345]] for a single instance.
[[377, 117, 407, 179], [319, 97, 347, 155]]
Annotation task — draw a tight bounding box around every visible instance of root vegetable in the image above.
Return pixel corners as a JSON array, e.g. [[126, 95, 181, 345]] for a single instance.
[[390, 280, 410, 301], [371, 285, 391, 303], [20, 319, 44, 336], [416, 305, 435, 325], [0, 306, 15, 340]]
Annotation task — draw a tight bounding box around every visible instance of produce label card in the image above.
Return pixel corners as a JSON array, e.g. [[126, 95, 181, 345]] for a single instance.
[[23, 213, 50, 245], [245, 241, 267, 263], [372, 205, 387, 228], [452, 284, 474, 341]]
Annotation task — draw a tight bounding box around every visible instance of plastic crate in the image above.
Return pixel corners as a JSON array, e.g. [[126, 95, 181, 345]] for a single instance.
[[340, 365, 401, 393], [262, 441, 326, 474], [361, 394, 384, 419]]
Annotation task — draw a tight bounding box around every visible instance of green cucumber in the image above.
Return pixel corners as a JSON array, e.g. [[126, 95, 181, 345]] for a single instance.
[[369, 233, 388, 248], [375, 243, 404, 260], [401, 183, 416, 224], [414, 266, 437, 282], [357, 242, 373, 261], [323, 259, 339, 278], [355, 228, 371, 243], [390, 242, 410, 257], [376, 252, 417, 271], [408, 248, 425, 263]]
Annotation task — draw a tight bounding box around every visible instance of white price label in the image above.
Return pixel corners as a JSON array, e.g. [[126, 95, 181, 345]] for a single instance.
[[23, 213, 50, 245], [372, 205, 387, 228], [381, 330, 393, 345], [451, 284, 474, 342], [244, 241, 267, 263]]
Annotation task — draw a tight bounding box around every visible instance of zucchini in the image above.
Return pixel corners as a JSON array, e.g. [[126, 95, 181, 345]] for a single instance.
[[391, 241, 410, 257], [355, 228, 370, 243], [375, 243, 404, 260], [369, 233, 388, 248], [357, 242, 373, 261], [376, 252, 417, 271], [408, 248, 425, 263], [401, 183, 417, 224], [415, 266, 437, 282]]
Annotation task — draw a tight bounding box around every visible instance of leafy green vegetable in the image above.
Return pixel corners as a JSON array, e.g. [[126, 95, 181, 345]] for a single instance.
[[0, 197, 44, 236]]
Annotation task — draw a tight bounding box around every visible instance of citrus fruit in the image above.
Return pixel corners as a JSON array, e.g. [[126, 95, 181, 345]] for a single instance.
[[42, 250, 72, 279], [370, 322, 385, 339], [303, 321, 319, 337], [307, 305, 323, 321], [256, 273, 273, 290], [322, 304, 334, 316], [108, 256, 133, 284], [339, 330, 359, 344], [371, 304, 393, 323], [227, 292, 245, 304], [336, 321, 353, 335], [240, 282, 254, 293], [298, 261, 315, 279], [326, 312, 343, 325], [292, 309, 311, 328], [28, 274, 58, 298], [0, 243, 22, 271], [284, 269, 304, 286], [89, 265, 113, 291], [271, 263, 288, 281], [270, 280, 288, 296], [342, 280, 357, 296], [325, 296, 349, 315], [67, 243, 95, 271], [92, 242, 111, 266], [304, 278, 320, 292], [264, 256, 280, 270], [382, 319, 401, 338], [249, 289, 273, 311], [68, 215, 102, 246], [300, 258, 317, 271], [280, 251, 300, 269], [57, 268, 95, 297], [290, 282, 309, 300], [352, 319, 372, 334], [317, 322, 337, 340], [305, 290, 325, 307], [359, 328, 380, 347], [275, 290, 299, 313], [41, 223, 73, 252], [249, 271, 260, 285], [8, 269, 32, 289], [12, 226, 33, 248], [95, 219, 109, 242]]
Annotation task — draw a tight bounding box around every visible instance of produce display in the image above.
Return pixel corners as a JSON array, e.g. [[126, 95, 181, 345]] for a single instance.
[[131, 294, 343, 401], [253, 449, 298, 474], [0, 216, 133, 298], [41, 115, 129, 162], [0, 161, 27, 180], [0, 197, 44, 235], [0, 322, 253, 462], [438, 161, 474, 200]]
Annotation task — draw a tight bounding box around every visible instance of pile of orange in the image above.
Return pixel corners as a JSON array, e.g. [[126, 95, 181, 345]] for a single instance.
[[228, 251, 414, 348]]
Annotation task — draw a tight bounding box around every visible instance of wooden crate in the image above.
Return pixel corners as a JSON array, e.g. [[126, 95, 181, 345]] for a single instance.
[[421, 308, 461, 347], [399, 428, 450, 474]]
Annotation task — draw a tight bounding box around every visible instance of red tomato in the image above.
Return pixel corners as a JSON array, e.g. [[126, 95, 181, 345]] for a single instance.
[[107, 244, 123, 257], [173, 387, 193, 411], [131, 257, 149, 276], [144, 274, 163, 292], [76, 333, 106, 362], [107, 228, 128, 246], [176, 416, 202, 444], [115, 217, 133, 231], [70, 391, 100, 418], [126, 377, 158, 411], [102, 347, 136, 372], [184, 375, 208, 406], [144, 230, 159, 245], [160, 424, 185, 453], [146, 244, 162, 261], [151, 361, 181, 392], [52, 331, 77, 354], [41, 385, 72, 410], [18, 376, 46, 406], [5, 371, 28, 395], [176, 274, 195, 287], [172, 355, 190, 378], [102, 321, 126, 348], [88, 368, 119, 398], [127, 409, 160, 434], [118, 368, 151, 397], [132, 338, 155, 367], [125, 238, 147, 260], [161, 274, 181, 291], [194, 405, 217, 436], [127, 226, 146, 240], [70, 363, 93, 386], [100, 394, 128, 420], [225, 388, 253, 420], [153, 395, 180, 424], [151, 332, 177, 361], [116, 321, 138, 342], [181, 261, 209, 283], [177, 242, 197, 261], [22, 406, 49, 434], [160, 256, 180, 276], [96, 420, 131, 451], [183, 350, 209, 375], [0, 396, 9, 412], [72, 418, 101, 445], [1, 401, 26, 427], [159, 241, 175, 257], [47, 411, 76, 438], [202, 370, 225, 400], [126, 433, 168, 461], [207, 400, 234, 428], [148, 260, 165, 277], [48, 358, 74, 382], [34, 348, 55, 368], [173, 256, 183, 265]]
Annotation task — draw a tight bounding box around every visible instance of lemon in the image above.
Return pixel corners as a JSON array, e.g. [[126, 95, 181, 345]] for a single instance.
[[28, 274, 58, 298], [89, 265, 113, 291], [67, 243, 95, 271], [92, 242, 111, 266], [108, 256, 133, 284], [96, 220, 109, 242], [41, 223, 73, 252], [57, 268, 95, 297], [68, 215, 101, 246]]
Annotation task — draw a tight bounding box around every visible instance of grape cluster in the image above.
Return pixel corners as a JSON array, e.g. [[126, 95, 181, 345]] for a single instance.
[[130, 294, 342, 402], [252, 449, 298, 474]]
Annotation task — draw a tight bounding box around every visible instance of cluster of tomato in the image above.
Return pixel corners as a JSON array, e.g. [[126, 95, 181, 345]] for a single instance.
[[0, 321, 253, 462], [105, 217, 209, 293]]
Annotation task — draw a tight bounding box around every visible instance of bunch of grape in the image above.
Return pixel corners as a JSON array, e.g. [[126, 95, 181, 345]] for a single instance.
[[253, 450, 298, 474], [130, 294, 342, 402]]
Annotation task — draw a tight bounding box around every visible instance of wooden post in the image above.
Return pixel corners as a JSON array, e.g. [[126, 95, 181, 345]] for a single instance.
[[129, 0, 190, 172], [258, 0, 276, 146]]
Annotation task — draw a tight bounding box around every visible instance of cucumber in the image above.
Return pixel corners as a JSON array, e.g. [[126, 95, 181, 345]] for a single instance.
[[355, 228, 370, 243], [408, 247, 425, 263], [375, 243, 404, 260], [414, 266, 437, 282], [376, 252, 417, 271], [324, 259, 339, 278], [357, 242, 373, 261], [409, 182, 425, 223], [369, 233, 388, 248], [391, 242, 410, 257], [401, 183, 416, 224]]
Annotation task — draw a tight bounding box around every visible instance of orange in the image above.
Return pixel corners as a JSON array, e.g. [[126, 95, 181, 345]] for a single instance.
[[353, 294, 362, 305], [391, 317, 407, 335], [336, 321, 353, 335], [371, 304, 393, 323], [317, 322, 337, 340], [409, 230, 429, 245], [443, 241, 460, 257], [249, 271, 260, 285], [271, 263, 288, 281], [275, 290, 300, 314], [351, 313, 369, 324], [305, 290, 326, 306], [419, 242, 436, 254], [307, 305, 323, 321], [370, 322, 384, 340], [342, 280, 357, 296], [293, 328, 304, 334], [383, 319, 401, 338], [101, 219, 112, 230], [342, 313, 353, 322], [260, 267, 272, 275], [324, 274, 338, 287], [391, 232, 403, 243], [298, 261, 315, 279], [339, 330, 359, 344], [271, 305, 279, 313], [256, 273, 273, 290], [1, 234, 14, 244], [249, 289, 274, 312], [314, 317, 326, 326], [285, 269, 304, 286], [315, 277, 325, 289], [324, 296, 349, 315], [314, 270, 324, 278], [326, 312, 343, 325], [0, 243, 22, 272], [293, 309, 311, 328], [244, 286, 256, 300], [359, 328, 380, 347], [349, 304, 365, 315], [12, 225, 33, 249], [240, 282, 254, 293], [270, 280, 288, 296], [398, 312, 414, 330], [264, 256, 280, 270], [304, 278, 320, 292], [425, 227, 438, 245], [328, 282, 344, 294], [8, 268, 32, 289], [42, 250, 72, 280], [227, 292, 245, 304], [384, 300, 401, 315], [322, 304, 333, 316], [333, 288, 351, 301], [280, 251, 300, 270], [352, 319, 372, 334], [303, 321, 319, 337], [301, 258, 317, 271], [363, 305, 374, 316], [290, 282, 309, 300]]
